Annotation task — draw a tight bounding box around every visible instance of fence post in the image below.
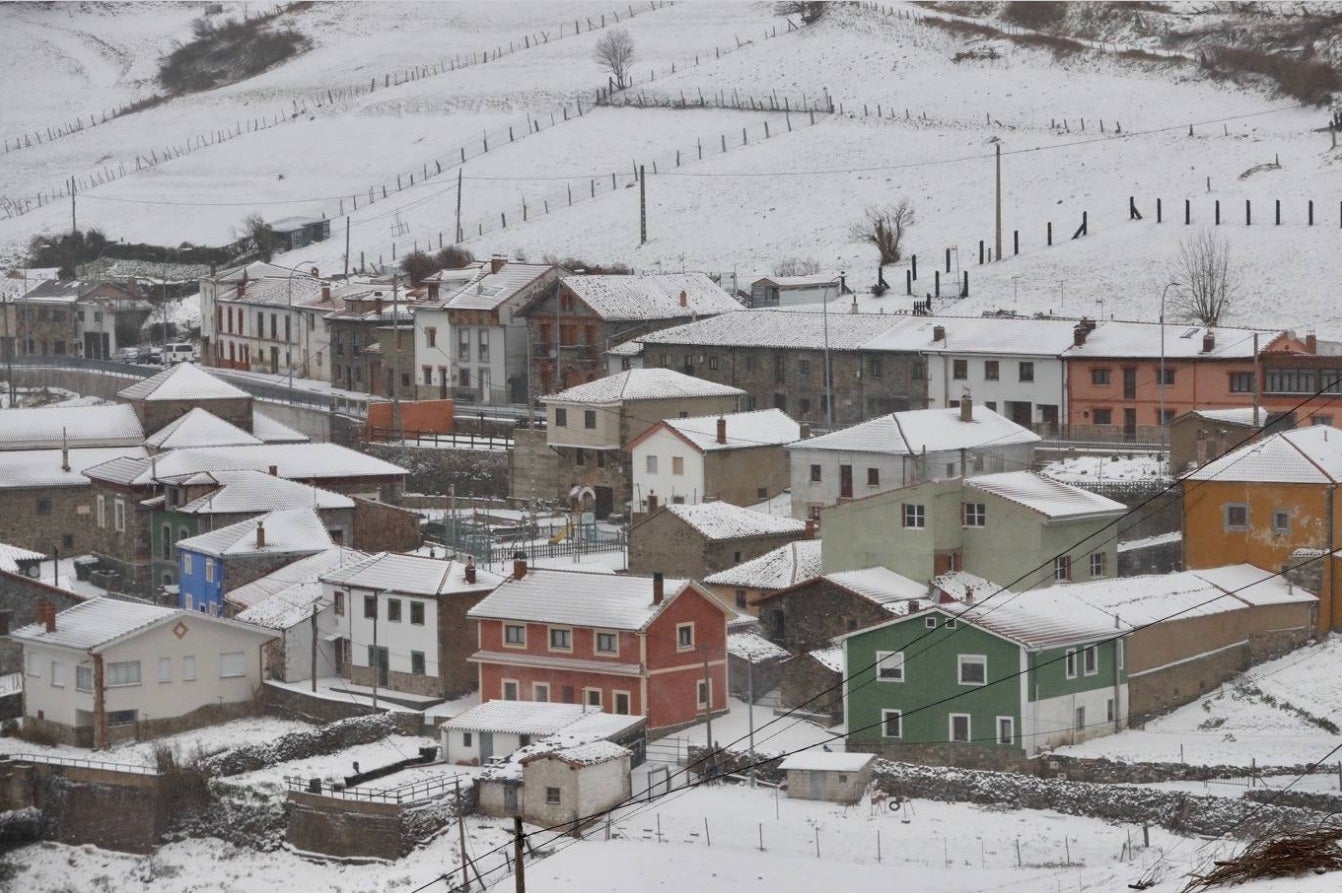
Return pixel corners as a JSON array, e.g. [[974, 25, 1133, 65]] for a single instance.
[[1275, 199, 1281, 225], [1246, 199, 1251, 225], [1185, 199, 1191, 225], [1310, 199, 1315, 225], [1214, 200, 1220, 225]]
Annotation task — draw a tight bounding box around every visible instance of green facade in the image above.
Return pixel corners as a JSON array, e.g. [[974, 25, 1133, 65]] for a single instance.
[[149, 508, 203, 590]]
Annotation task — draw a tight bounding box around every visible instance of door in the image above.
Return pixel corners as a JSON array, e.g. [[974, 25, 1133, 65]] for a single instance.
[[1123, 408, 1137, 442], [1038, 404, 1059, 436], [1008, 401, 1032, 427], [480, 731, 494, 763], [503, 783, 518, 814], [270, 346, 279, 374], [373, 646, 389, 686], [839, 465, 853, 499], [594, 486, 613, 519]]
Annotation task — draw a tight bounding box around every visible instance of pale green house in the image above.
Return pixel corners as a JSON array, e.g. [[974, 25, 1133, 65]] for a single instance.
[[820, 471, 1125, 591]]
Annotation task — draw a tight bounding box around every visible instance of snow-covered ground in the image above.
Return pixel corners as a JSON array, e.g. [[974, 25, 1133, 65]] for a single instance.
[[1042, 454, 1169, 483], [0, 715, 310, 766]]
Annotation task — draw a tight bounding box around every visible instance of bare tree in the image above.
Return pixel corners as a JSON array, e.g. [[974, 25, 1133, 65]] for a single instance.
[[773, 257, 820, 277], [1167, 228, 1240, 327], [238, 213, 274, 261], [776, 1, 827, 24], [594, 28, 636, 90], [851, 200, 916, 265]]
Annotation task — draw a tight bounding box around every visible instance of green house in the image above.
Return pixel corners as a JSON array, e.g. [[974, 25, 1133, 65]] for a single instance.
[[842, 595, 1128, 760]]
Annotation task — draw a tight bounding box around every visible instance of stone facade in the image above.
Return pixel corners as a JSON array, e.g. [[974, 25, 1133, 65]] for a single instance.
[[86, 481, 157, 597], [779, 653, 843, 724], [509, 428, 562, 503], [131, 395, 254, 438], [755, 577, 904, 654], [0, 484, 96, 557], [0, 571, 84, 673], [627, 511, 806, 579], [351, 497, 421, 552], [702, 445, 792, 508]]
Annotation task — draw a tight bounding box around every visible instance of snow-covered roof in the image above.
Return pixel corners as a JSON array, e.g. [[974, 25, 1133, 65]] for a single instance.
[[638, 308, 906, 351], [661, 502, 807, 540], [251, 410, 310, 444], [726, 631, 790, 662], [144, 407, 262, 450], [234, 580, 327, 630], [559, 273, 741, 321], [0, 405, 143, 451], [967, 472, 1126, 519], [865, 315, 1080, 356], [934, 598, 1118, 649], [0, 542, 44, 573], [605, 339, 644, 357], [825, 568, 928, 612], [175, 469, 354, 515], [10, 596, 272, 652], [1064, 321, 1276, 359], [791, 405, 1040, 456], [778, 752, 874, 772], [526, 739, 630, 767], [83, 442, 406, 486], [442, 261, 555, 312], [225, 547, 369, 610], [931, 571, 1000, 603], [444, 699, 635, 736], [320, 551, 503, 596], [117, 364, 250, 402], [1185, 407, 1272, 427], [1055, 565, 1314, 626], [754, 274, 841, 288], [468, 570, 716, 630], [0, 446, 147, 489], [1183, 425, 1342, 484], [175, 507, 332, 558], [806, 645, 844, 673], [541, 368, 744, 404], [704, 540, 823, 590], [647, 409, 800, 453]]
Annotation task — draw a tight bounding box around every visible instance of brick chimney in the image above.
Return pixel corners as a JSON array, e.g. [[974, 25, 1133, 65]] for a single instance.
[[678, 290, 688, 308], [799, 422, 810, 439], [38, 600, 56, 633], [716, 417, 727, 444], [804, 518, 816, 540], [491, 256, 506, 275], [1202, 332, 1215, 353], [512, 554, 528, 580], [321, 283, 331, 301], [652, 572, 665, 605], [465, 559, 476, 585], [268, 465, 278, 476], [647, 493, 659, 512], [932, 325, 946, 342], [375, 297, 384, 316], [960, 394, 973, 423], [255, 521, 266, 549]]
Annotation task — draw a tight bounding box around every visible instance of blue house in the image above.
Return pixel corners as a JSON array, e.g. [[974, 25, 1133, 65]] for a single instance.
[[175, 507, 332, 615]]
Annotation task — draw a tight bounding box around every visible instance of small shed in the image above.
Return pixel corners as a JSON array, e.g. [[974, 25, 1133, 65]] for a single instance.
[[778, 751, 875, 803], [476, 738, 632, 826]]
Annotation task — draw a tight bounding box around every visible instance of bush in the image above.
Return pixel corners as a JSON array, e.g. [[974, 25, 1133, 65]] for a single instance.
[[1201, 44, 1341, 105], [14, 722, 58, 747], [435, 246, 475, 270], [159, 15, 310, 94], [1013, 32, 1086, 56], [400, 250, 440, 286], [1001, 1, 1067, 30], [541, 254, 631, 274]]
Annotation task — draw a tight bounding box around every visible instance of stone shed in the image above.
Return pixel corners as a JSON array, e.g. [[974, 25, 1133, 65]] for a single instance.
[[779, 751, 875, 803]]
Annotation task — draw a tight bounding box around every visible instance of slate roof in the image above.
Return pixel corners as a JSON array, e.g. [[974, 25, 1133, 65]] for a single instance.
[[1183, 425, 1342, 484], [649, 409, 800, 453], [320, 551, 503, 595], [864, 315, 1080, 356], [442, 261, 555, 312], [527, 739, 630, 767], [790, 406, 1039, 456], [1063, 321, 1277, 359], [468, 570, 720, 630], [83, 442, 406, 487], [968, 472, 1126, 519], [234, 580, 327, 630], [144, 408, 262, 450], [825, 568, 928, 610], [1186, 407, 1271, 426], [118, 364, 249, 402], [224, 547, 369, 610], [542, 368, 744, 404], [638, 309, 905, 351], [174, 507, 332, 558], [726, 631, 790, 662], [703, 540, 823, 590], [560, 273, 741, 321], [0, 405, 143, 451], [0, 446, 147, 489], [10, 597, 271, 652], [444, 700, 609, 735], [662, 503, 806, 540], [175, 469, 354, 515]]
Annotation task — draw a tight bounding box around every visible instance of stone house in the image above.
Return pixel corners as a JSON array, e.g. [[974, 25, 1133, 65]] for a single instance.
[[787, 401, 1040, 520], [627, 408, 799, 512], [779, 752, 874, 802], [820, 472, 1125, 591], [703, 539, 823, 615], [117, 364, 255, 436], [627, 502, 809, 580], [753, 567, 932, 654], [780, 646, 844, 724], [9, 278, 82, 357], [323, 552, 504, 700], [324, 284, 419, 395], [13, 597, 274, 747], [1167, 407, 1291, 476], [725, 629, 788, 701]]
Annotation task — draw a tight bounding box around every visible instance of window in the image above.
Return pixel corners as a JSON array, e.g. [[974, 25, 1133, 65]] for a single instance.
[[114, 499, 126, 532], [96, 494, 105, 528], [867, 467, 880, 486], [504, 624, 526, 646], [364, 595, 376, 618], [546, 786, 561, 806], [107, 709, 138, 727], [869, 356, 883, 378], [1224, 503, 1249, 531], [1117, 639, 1125, 670], [1265, 368, 1315, 394], [36, 497, 51, 515], [645, 455, 658, 473], [875, 650, 905, 682], [1159, 368, 1176, 386], [925, 617, 938, 629], [410, 602, 425, 625], [158, 657, 171, 683], [50, 661, 65, 688], [1093, 408, 1112, 426], [575, 448, 585, 466], [1272, 510, 1290, 534], [1089, 552, 1107, 576], [584, 410, 597, 429], [958, 655, 987, 685], [387, 599, 402, 623], [549, 627, 572, 651], [478, 328, 490, 361], [1053, 555, 1072, 581], [76, 665, 93, 692], [1065, 649, 1077, 679], [798, 359, 810, 377], [219, 651, 245, 678], [585, 688, 602, 708], [502, 680, 519, 700], [554, 408, 567, 427], [1018, 362, 1034, 382], [534, 682, 551, 702], [183, 553, 193, 575], [205, 559, 214, 583], [949, 714, 971, 742], [952, 359, 968, 380], [697, 679, 710, 708], [708, 355, 719, 370], [881, 709, 902, 738], [1107, 698, 1116, 723], [901, 504, 925, 529], [106, 660, 141, 687], [411, 651, 425, 675], [672, 457, 684, 475], [459, 328, 471, 361], [425, 326, 437, 347], [1228, 371, 1254, 393], [962, 503, 986, 527], [810, 464, 822, 483], [946, 618, 957, 629], [182, 656, 196, 681], [758, 487, 768, 500], [1090, 368, 1111, 386], [596, 632, 618, 655], [614, 691, 631, 714], [997, 716, 1014, 745], [984, 360, 999, 381], [1083, 645, 1098, 676], [462, 731, 473, 747], [677, 623, 695, 651], [735, 589, 748, 609], [334, 591, 345, 615], [423, 365, 433, 385]]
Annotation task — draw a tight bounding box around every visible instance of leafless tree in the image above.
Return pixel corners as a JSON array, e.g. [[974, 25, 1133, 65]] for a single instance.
[[776, 1, 827, 24], [773, 257, 820, 277], [851, 200, 916, 265], [594, 28, 636, 90], [1167, 228, 1241, 327]]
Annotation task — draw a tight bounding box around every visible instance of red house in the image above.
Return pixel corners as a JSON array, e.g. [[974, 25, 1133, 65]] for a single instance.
[[466, 562, 731, 732]]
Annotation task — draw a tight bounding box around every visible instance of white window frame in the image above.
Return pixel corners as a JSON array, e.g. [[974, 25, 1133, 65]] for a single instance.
[[113, 499, 126, 532], [49, 661, 65, 688], [545, 786, 561, 806], [1088, 551, 1106, 577], [1065, 649, 1077, 679], [676, 622, 695, 652], [697, 678, 711, 709], [875, 650, 905, 682], [205, 559, 214, 583], [901, 503, 925, 529], [503, 623, 527, 648], [1117, 639, 1125, 671], [183, 553, 193, 575], [105, 660, 141, 687], [958, 654, 987, 686], [924, 616, 937, 629], [881, 709, 902, 739], [96, 494, 106, 528], [533, 682, 551, 702], [962, 502, 986, 527], [502, 679, 520, 700], [645, 454, 658, 474], [613, 689, 632, 714], [1083, 644, 1098, 676], [75, 665, 93, 692], [158, 657, 172, 684], [996, 716, 1014, 745], [594, 631, 618, 655], [548, 626, 573, 652], [1054, 554, 1071, 581], [584, 687, 603, 708], [949, 713, 972, 743], [219, 651, 246, 678]]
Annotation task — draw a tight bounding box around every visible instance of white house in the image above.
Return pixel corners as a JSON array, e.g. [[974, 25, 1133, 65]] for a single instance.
[[787, 401, 1041, 519], [477, 738, 632, 825], [440, 698, 646, 765], [12, 597, 274, 747], [749, 274, 842, 308]]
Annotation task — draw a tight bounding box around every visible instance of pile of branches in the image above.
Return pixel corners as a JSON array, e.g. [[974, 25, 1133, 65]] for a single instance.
[[1183, 819, 1342, 891]]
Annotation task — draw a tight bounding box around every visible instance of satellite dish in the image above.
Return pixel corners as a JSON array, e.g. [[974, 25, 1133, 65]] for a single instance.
[[25, 564, 41, 578]]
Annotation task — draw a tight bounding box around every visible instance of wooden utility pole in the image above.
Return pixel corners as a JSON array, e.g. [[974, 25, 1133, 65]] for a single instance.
[[70, 176, 77, 234], [513, 816, 527, 893], [639, 164, 647, 245], [456, 777, 471, 891], [994, 143, 1002, 263], [702, 647, 713, 755], [456, 168, 464, 243], [310, 603, 318, 692], [343, 217, 350, 278]]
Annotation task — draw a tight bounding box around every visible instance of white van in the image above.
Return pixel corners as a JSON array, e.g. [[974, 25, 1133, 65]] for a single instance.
[[162, 343, 197, 365]]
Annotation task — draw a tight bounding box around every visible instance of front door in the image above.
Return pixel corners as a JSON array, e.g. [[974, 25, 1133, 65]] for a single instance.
[[479, 731, 494, 763], [810, 771, 826, 799], [839, 465, 853, 499], [1007, 401, 1032, 427], [1123, 408, 1138, 442], [503, 783, 518, 814], [594, 486, 613, 519], [373, 646, 389, 686]]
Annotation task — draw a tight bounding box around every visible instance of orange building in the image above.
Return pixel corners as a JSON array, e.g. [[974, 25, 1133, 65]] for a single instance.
[[1182, 425, 1342, 633]]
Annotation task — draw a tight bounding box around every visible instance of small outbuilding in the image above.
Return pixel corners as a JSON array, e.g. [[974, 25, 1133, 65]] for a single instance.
[[778, 751, 875, 803], [441, 699, 646, 766], [477, 738, 632, 828]]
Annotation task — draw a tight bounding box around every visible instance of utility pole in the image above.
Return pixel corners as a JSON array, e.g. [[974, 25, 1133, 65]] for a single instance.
[[513, 816, 527, 893], [344, 217, 350, 278], [994, 143, 1003, 263], [702, 647, 713, 757], [310, 603, 318, 692], [70, 176, 77, 235], [639, 164, 647, 245], [456, 168, 464, 243], [456, 777, 471, 892], [747, 656, 756, 787], [371, 588, 380, 709], [391, 275, 404, 440]]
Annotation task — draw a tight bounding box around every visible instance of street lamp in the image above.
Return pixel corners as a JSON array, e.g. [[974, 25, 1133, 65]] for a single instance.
[[1158, 281, 1179, 460], [283, 259, 317, 394]]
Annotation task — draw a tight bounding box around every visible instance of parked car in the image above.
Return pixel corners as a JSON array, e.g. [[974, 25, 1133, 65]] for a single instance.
[[161, 343, 197, 365], [113, 347, 140, 364], [141, 346, 162, 365]]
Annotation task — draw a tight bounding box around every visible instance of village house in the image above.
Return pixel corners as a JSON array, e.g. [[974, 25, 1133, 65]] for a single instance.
[[268, 216, 331, 253], [627, 408, 799, 512], [323, 282, 419, 395], [516, 272, 742, 396], [725, 626, 789, 701], [748, 274, 842, 308], [787, 401, 1041, 520], [175, 507, 334, 615], [440, 699, 646, 765], [753, 566, 932, 654], [7, 278, 82, 357], [13, 597, 274, 747], [323, 551, 504, 700], [820, 471, 1125, 589], [1167, 407, 1293, 475], [117, 363, 255, 435], [199, 261, 298, 371], [603, 338, 645, 376], [779, 646, 845, 724], [703, 539, 824, 614], [477, 739, 632, 827], [1255, 332, 1342, 425], [467, 564, 732, 732], [627, 502, 810, 579], [842, 598, 1127, 767], [5, 278, 150, 360]]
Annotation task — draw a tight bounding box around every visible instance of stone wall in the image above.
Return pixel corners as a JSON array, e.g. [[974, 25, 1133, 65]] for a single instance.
[[779, 656, 843, 724], [755, 577, 895, 654], [0, 485, 97, 558], [201, 711, 418, 777], [0, 570, 86, 674], [510, 428, 562, 503], [359, 441, 509, 499], [286, 776, 472, 860], [628, 511, 803, 579], [352, 497, 422, 552], [261, 680, 389, 724], [1118, 538, 1183, 577]]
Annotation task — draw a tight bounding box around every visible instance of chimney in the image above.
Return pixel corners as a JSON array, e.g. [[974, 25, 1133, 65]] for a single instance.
[[716, 417, 727, 444], [932, 325, 946, 342], [1307, 332, 1318, 354], [652, 572, 665, 605], [512, 553, 528, 580], [647, 493, 659, 512], [1073, 326, 1087, 347], [375, 297, 384, 316], [960, 394, 973, 423], [321, 283, 331, 301], [799, 421, 811, 439], [678, 290, 688, 308], [465, 559, 476, 585], [491, 256, 506, 275], [310, 267, 319, 278], [61, 427, 70, 473], [237, 280, 247, 298], [805, 518, 816, 540], [964, 586, 975, 605], [1202, 332, 1215, 353], [268, 465, 278, 476], [37, 601, 55, 633], [255, 521, 266, 549]]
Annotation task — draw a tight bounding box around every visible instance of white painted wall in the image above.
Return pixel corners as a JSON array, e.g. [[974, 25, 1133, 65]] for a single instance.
[[925, 354, 1066, 424], [441, 727, 529, 764], [1027, 684, 1128, 754], [337, 586, 441, 678], [631, 428, 706, 510], [521, 753, 630, 827], [279, 603, 339, 683]]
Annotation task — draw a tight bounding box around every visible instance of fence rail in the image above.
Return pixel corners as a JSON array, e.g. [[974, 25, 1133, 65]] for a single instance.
[[285, 771, 464, 804], [369, 428, 512, 450], [0, 752, 159, 776]]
